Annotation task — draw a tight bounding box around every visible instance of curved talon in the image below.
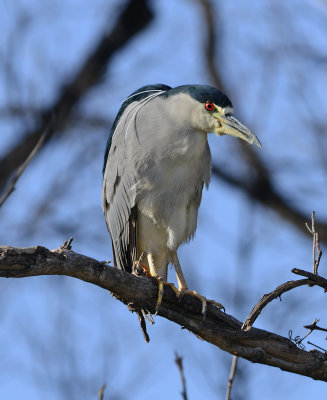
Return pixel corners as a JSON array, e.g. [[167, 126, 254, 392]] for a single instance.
[[192, 291, 208, 317], [207, 299, 225, 312], [178, 292, 225, 318], [155, 280, 180, 313], [168, 282, 181, 298], [179, 290, 208, 317]]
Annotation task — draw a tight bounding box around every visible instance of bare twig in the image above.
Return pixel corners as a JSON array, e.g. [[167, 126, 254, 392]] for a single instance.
[[305, 211, 323, 274], [291, 268, 327, 291], [289, 319, 326, 349], [0, 129, 49, 208], [302, 319, 321, 342], [225, 355, 238, 400], [242, 279, 308, 331], [289, 319, 327, 350], [308, 342, 327, 353], [136, 310, 150, 343], [242, 269, 327, 331], [304, 319, 327, 334], [98, 383, 106, 400], [243, 230, 325, 332], [1, 245, 327, 381], [174, 353, 188, 400]]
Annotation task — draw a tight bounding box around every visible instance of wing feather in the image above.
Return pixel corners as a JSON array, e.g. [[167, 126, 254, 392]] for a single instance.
[[102, 156, 136, 271], [102, 84, 171, 272]]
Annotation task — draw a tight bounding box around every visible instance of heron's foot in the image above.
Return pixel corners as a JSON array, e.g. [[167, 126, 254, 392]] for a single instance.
[[179, 290, 225, 318], [133, 262, 151, 277], [154, 279, 180, 313], [133, 252, 152, 278]]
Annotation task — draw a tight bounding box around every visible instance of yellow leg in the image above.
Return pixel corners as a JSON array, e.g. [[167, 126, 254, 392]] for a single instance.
[[170, 251, 224, 316], [169, 251, 205, 314], [170, 251, 188, 290], [156, 278, 164, 313], [145, 253, 179, 312], [155, 279, 181, 313], [207, 299, 225, 312]]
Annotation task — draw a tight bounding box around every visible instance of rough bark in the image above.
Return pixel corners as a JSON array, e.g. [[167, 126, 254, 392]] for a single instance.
[[1, 244, 327, 382]]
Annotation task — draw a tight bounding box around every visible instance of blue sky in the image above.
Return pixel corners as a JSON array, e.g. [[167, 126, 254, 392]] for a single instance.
[[1, 0, 327, 399]]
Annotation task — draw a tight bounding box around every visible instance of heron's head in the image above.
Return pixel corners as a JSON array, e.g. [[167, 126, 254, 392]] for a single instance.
[[167, 85, 262, 148]]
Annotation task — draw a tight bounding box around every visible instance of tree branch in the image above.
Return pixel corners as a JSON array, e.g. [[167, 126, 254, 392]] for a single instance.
[[1, 245, 327, 382]]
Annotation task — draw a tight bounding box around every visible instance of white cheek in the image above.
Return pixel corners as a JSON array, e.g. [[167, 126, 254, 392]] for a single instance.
[[198, 111, 214, 132], [205, 113, 221, 133]]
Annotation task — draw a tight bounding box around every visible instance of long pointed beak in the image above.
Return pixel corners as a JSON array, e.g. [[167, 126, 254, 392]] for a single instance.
[[215, 114, 262, 148]]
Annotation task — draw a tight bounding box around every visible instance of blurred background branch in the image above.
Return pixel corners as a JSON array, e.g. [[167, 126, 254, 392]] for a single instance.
[[0, 0, 153, 194], [198, 0, 327, 244]]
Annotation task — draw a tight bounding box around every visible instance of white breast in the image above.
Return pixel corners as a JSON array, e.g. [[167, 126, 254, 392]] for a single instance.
[[136, 130, 211, 253]]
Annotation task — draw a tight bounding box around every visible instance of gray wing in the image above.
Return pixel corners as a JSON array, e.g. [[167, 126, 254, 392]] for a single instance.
[[102, 86, 171, 271], [102, 112, 137, 272]]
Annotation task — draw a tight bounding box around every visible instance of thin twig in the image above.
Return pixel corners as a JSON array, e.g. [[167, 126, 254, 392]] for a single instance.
[[242, 279, 308, 331], [225, 355, 238, 400], [301, 319, 320, 343], [303, 319, 327, 333], [98, 383, 106, 400], [307, 342, 327, 353], [243, 267, 327, 331], [0, 129, 49, 208], [292, 268, 327, 291], [305, 211, 323, 274], [290, 319, 326, 349], [174, 352, 188, 400]]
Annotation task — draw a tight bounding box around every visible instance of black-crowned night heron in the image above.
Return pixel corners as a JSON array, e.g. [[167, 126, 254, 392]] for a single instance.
[[102, 84, 261, 337]]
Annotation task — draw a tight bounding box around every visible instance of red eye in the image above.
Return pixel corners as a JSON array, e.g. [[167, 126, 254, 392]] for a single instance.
[[205, 102, 215, 111]]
